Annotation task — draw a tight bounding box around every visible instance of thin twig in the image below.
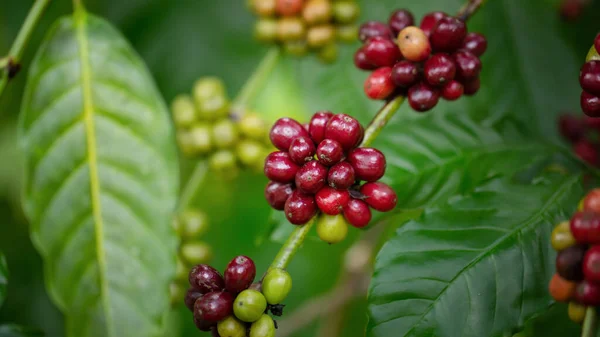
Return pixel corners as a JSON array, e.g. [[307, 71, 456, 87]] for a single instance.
[[582, 307, 598, 337], [456, 0, 485, 21], [176, 161, 209, 213]]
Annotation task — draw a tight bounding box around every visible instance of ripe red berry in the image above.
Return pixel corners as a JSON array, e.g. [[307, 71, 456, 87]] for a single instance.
[[358, 21, 392, 42], [270, 118, 310, 151], [585, 116, 600, 129], [596, 33, 600, 54], [575, 280, 600, 306], [574, 140, 598, 166], [276, 0, 303, 16], [185, 289, 203, 312], [463, 77, 481, 96], [360, 182, 397, 212], [364, 37, 402, 68], [316, 139, 344, 166], [189, 264, 225, 293], [556, 245, 586, 281], [324, 114, 364, 151], [327, 161, 356, 190], [392, 60, 420, 88], [584, 246, 600, 281], [343, 198, 372, 228], [441, 80, 464, 101], [295, 161, 328, 194], [408, 82, 440, 112], [560, 0, 583, 21], [289, 136, 316, 164], [364, 67, 396, 100], [424, 53, 456, 86], [265, 181, 294, 210], [388, 9, 414, 35], [419, 11, 446, 37], [309, 111, 334, 144], [397, 26, 431, 62], [193, 316, 214, 332], [583, 189, 600, 213], [582, 91, 600, 117], [558, 114, 584, 143], [354, 48, 377, 70], [264, 151, 300, 183], [224, 255, 256, 293], [580, 61, 600, 95], [430, 16, 467, 52], [315, 186, 351, 215], [285, 190, 318, 225], [347, 148, 386, 182], [570, 211, 600, 243], [454, 51, 482, 80], [194, 291, 234, 322], [461, 32, 487, 57]]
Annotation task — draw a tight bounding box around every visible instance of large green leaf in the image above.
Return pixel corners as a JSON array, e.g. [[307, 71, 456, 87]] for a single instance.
[[18, 8, 178, 337], [366, 172, 583, 337], [0, 252, 7, 308]]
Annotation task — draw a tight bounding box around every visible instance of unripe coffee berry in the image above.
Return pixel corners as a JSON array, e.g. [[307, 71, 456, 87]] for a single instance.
[[327, 161, 355, 190], [217, 316, 247, 337], [265, 181, 294, 210], [317, 43, 338, 64], [270, 118, 310, 151], [307, 25, 336, 48], [249, 314, 276, 337], [419, 11, 446, 37], [181, 241, 213, 265], [441, 80, 464, 101], [225, 255, 257, 293], [239, 113, 267, 141], [397, 26, 431, 62], [316, 186, 350, 215], [236, 140, 265, 170], [264, 151, 300, 183], [358, 21, 392, 42], [209, 150, 238, 176], [195, 291, 234, 322], [408, 82, 440, 112], [324, 114, 364, 151], [295, 160, 328, 194], [360, 182, 397, 212], [179, 209, 209, 239], [430, 16, 466, 52], [277, 17, 306, 41], [285, 190, 317, 224], [551, 221, 576, 251], [251, 0, 276, 16], [189, 264, 225, 293], [347, 147, 386, 182], [364, 67, 395, 100], [255, 19, 278, 42], [171, 95, 196, 128], [212, 119, 239, 149], [262, 268, 293, 304], [337, 24, 359, 43], [568, 301, 587, 323], [233, 289, 268, 322], [317, 214, 349, 244], [332, 1, 359, 24], [461, 32, 487, 57], [194, 77, 226, 102], [364, 37, 401, 68], [302, 0, 332, 25], [188, 124, 213, 154], [343, 199, 372, 228], [555, 245, 586, 281], [309, 111, 334, 144], [392, 60, 420, 88], [289, 136, 316, 164], [388, 9, 414, 35], [424, 53, 456, 86]]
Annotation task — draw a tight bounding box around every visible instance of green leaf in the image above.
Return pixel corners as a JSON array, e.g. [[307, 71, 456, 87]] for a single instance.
[[366, 172, 583, 337], [18, 9, 178, 337], [0, 325, 44, 337], [0, 252, 7, 307]]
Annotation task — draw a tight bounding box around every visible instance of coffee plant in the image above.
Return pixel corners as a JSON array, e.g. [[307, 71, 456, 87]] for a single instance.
[[0, 0, 599, 337]]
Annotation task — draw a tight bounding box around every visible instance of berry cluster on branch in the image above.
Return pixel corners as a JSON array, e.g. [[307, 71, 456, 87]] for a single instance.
[[559, 114, 600, 167], [580, 33, 600, 117]]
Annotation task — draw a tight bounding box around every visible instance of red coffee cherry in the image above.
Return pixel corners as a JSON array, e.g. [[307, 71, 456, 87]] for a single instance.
[[193, 315, 214, 332], [556, 245, 586, 281], [188, 264, 225, 293], [360, 182, 397, 212], [558, 115, 584, 143], [364, 37, 402, 68], [461, 32, 487, 57], [419, 11, 447, 37], [347, 147, 386, 182], [364, 66, 396, 100], [584, 245, 600, 282], [276, 0, 304, 16], [265, 181, 294, 210], [392, 60, 420, 88], [424, 53, 456, 86], [264, 151, 300, 183], [570, 211, 600, 243], [454, 51, 482, 80], [596, 33, 600, 54], [397, 26, 431, 62], [185, 289, 203, 312], [408, 82, 440, 112], [582, 91, 600, 117], [295, 161, 328, 194], [324, 114, 364, 151], [575, 280, 600, 306], [289, 136, 316, 165], [580, 61, 600, 95], [574, 140, 598, 166], [358, 21, 392, 42], [224, 255, 257, 293], [583, 189, 600, 213], [388, 9, 414, 36], [354, 47, 377, 70], [441, 80, 464, 101], [285, 190, 318, 225], [315, 186, 351, 215], [316, 139, 345, 166], [343, 198, 372, 228], [463, 77, 481, 96], [430, 16, 466, 52], [194, 291, 234, 322], [270, 118, 310, 151], [327, 161, 356, 190], [309, 111, 334, 144]]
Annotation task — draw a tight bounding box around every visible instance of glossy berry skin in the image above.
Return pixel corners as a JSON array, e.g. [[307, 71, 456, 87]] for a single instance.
[[217, 316, 247, 337], [364, 37, 402, 68], [419, 11, 446, 37], [408, 82, 440, 112], [461, 32, 487, 57], [463, 77, 481, 96], [194, 291, 234, 322], [233, 289, 268, 323], [424, 53, 456, 86], [551, 221, 576, 251], [548, 273, 576, 302], [262, 268, 293, 305], [295, 161, 328, 194], [270, 118, 310, 151], [580, 61, 600, 95], [397, 26, 431, 62], [315, 186, 350, 215], [575, 280, 600, 306], [583, 189, 600, 213], [555, 245, 586, 281], [354, 48, 377, 70], [360, 182, 397, 212], [571, 211, 600, 243], [327, 161, 356, 190], [364, 66, 396, 100], [265, 181, 294, 210], [392, 60, 420, 87], [358, 21, 392, 42], [324, 114, 364, 151], [316, 139, 345, 166], [558, 115, 584, 142], [249, 314, 276, 337], [224, 255, 257, 293], [584, 246, 600, 281], [430, 16, 466, 52], [388, 9, 414, 35], [264, 151, 300, 183], [289, 136, 316, 164], [442, 80, 464, 101], [285, 190, 318, 225], [185, 289, 203, 312], [454, 51, 482, 79], [581, 91, 600, 117], [308, 111, 334, 144], [316, 214, 348, 244], [189, 264, 225, 294], [347, 148, 386, 182], [343, 199, 372, 228]]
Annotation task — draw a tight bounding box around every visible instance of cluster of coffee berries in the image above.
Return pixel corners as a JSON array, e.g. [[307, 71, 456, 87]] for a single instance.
[[354, 10, 487, 112], [186, 255, 292, 337], [171, 77, 271, 176], [548, 189, 600, 324], [580, 33, 600, 117], [170, 209, 213, 305], [249, 0, 360, 63], [263, 112, 397, 242], [559, 114, 600, 168]]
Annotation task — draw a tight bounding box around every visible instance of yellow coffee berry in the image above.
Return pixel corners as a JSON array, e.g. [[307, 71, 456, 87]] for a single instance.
[[397, 26, 431, 62], [551, 221, 576, 251], [302, 0, 332, 25], [568, 301, 586, 324], [277, 17, 306, 41], [171, 95, 197, 128], [307, 25, 336, 48]]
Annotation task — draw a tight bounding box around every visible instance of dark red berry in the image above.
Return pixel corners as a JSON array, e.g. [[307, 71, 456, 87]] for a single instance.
[[188, 264, 225, 293], [324, 114, 364, 151], [570, 211, 600, 244], [364, 37, 402, 68], [419, 11, 447, 37], [343, 199, 372, 228], [583, 189, 600, 213], [289, 136, 316, 164], [354, 48, 377, 70], [595, 33, 600, 54], [388, 9, 414, 35], [309, 111, 334, 144], [461, 32, 487, 57], [270, 118, 310, 151], [558, 115, 584, 143], [424, 53, 456, 86], [392, 60, 420, 87], [441, 80, 464, 101], [584, 246, 600, 281], [555, 245, 586, 281], [463, 77, 481, 96], [315, 186, 351, 215], [430, 16, 466, 52], [560, 0, 583, 21], [580, 61, 600, 95], [575, 280, 600, 306], [295, 161, 328, 194], [284, 190, 318, 225], [360, 182, 397, 212], [454, 51, 482, 80], [224, 255, 256, 293], [585, 116, 600, 130], [193, 316, 214, 332], [194, 291, 234, 322], [358, 21, 392, 42], [574, 141, 598, 166], [347, 148, 386, 182], [185, 289, 203, 312], [582, 91, 600, 117], [408, 82, 440, 112], [264, 151, 300, 183], [364, 66, 395, 100], [316, 139, 344, 166], [265, 181, 294, 210], [327, 162, 355, 190]]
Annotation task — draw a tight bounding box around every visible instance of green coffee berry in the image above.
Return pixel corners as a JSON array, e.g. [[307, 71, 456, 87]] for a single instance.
[[239, 113, 267, 140], [317, 43, 339, 64], [176, 130, 195, 156], [255, 18, 278, 43], [332, 1, 360, 24], [197, 95, 230, 121], [212, 119, 240, 149], [217, 316, 247, 337], [302, 0, 332, 25], [175, 257, 189, 282], [284, 40, 309, 56], [237, 140, 266, 169], [169, 282, 185, 306], [209, 150, 239, 177], [180, 209, 209, 238], [249, 314, 276, 337], [336, 24, 358, 43], [316, 214, 348, 244], [277, 17, 306, 41], [171, 95, 197, 128], [180, 241, 213, 265], [188, 123, 213, 155], [171, 217, 182, 236], [193, 77, 226, 102], [262, 268, 292, 304], [233, 289, 267, 322], [307, 25, 336, 48], [587, 45, 600, 62]]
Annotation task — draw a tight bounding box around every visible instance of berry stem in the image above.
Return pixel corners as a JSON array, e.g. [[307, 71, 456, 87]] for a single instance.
[[582, 307, 598, 337], [269, 218, 316, 271], [456, 0, 485, 21], [360, 96, 405, 147], [176, 161, 209, 213], [0, 0, 52, 99]]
